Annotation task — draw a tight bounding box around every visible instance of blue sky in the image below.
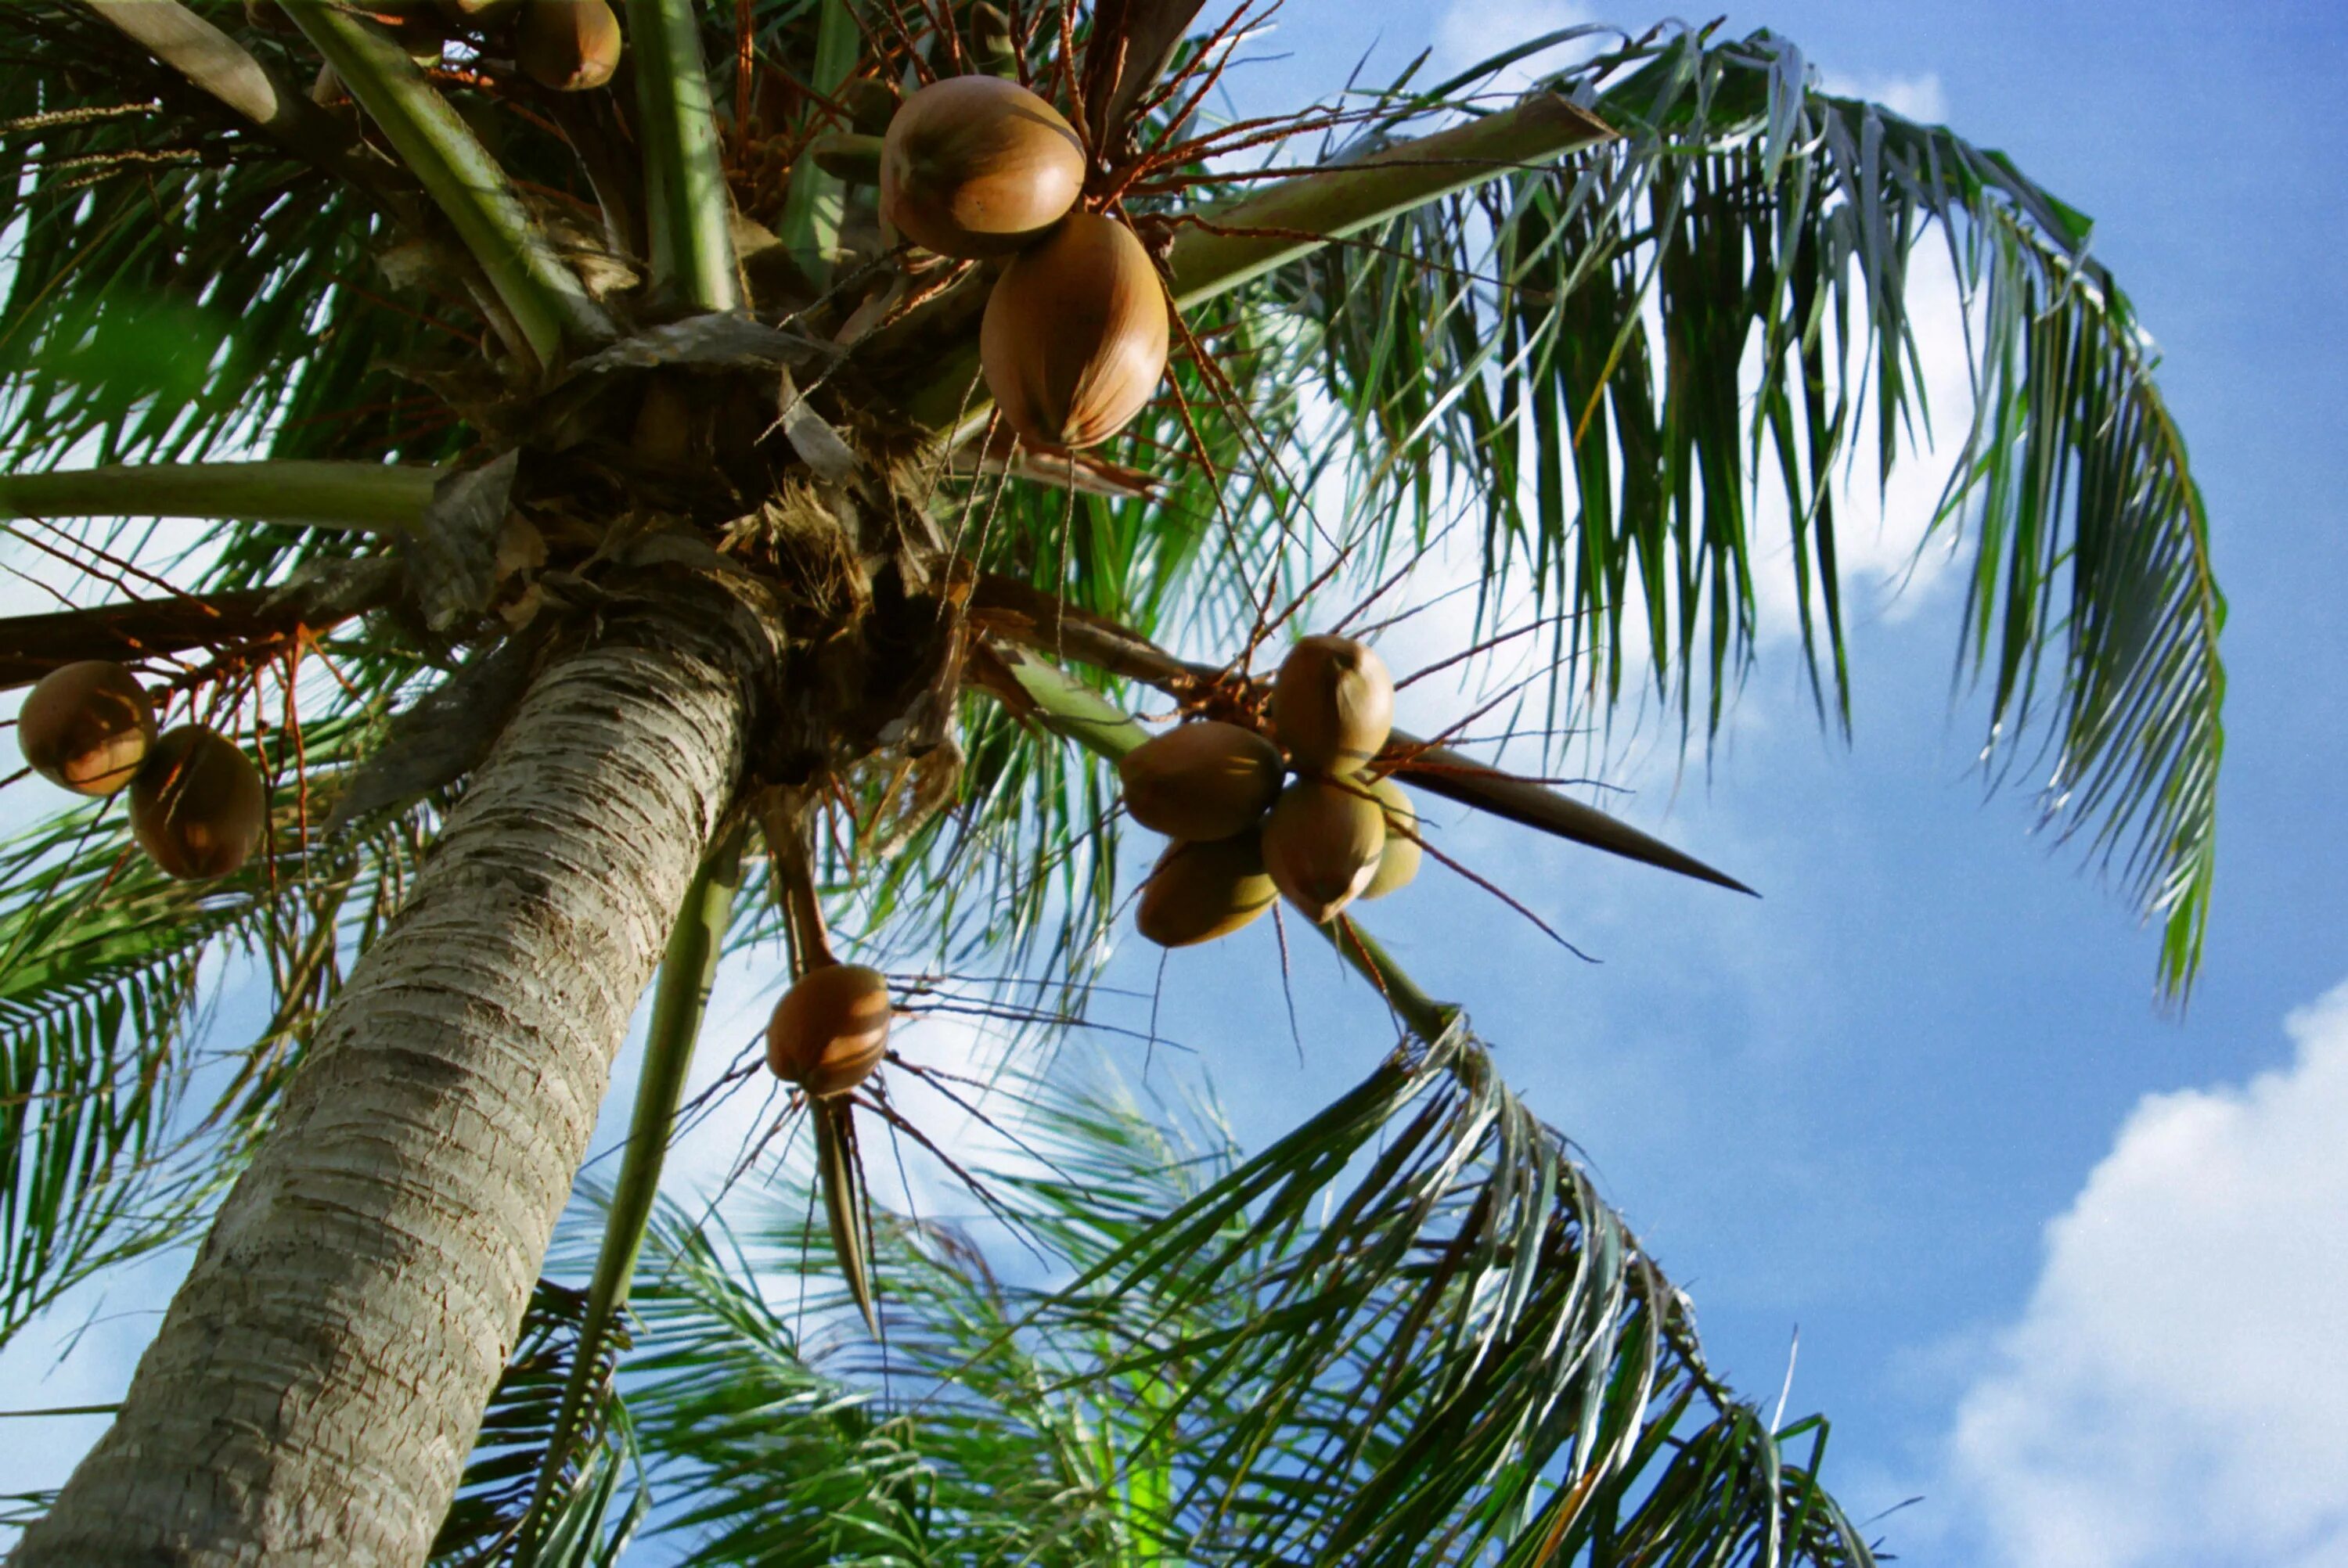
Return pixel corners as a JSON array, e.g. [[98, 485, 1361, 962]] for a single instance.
[[1175, 1, 2346, 1561], [5, 2, 2346, 1563]]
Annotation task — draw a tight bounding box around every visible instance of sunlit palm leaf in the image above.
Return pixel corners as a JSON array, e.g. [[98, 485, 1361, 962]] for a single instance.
[[1249, 25, 2220, 994], [615, 1053, 1871, 1566]]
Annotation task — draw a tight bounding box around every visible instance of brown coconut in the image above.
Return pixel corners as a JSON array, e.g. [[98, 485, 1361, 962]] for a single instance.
[[980, 210, 1169, 451], [1136, 831, 1277, 948], [1118, 721, 1283, 842], [1359, 776, 1421, 899], [766, 963, 891, 1099], [130, 725, 266, 881], [19, 661, 157, 798], [1261, 775, 1387, 925], [880, 75, 1085, 259], [1271, 635, 1394, 774], [517, 0, 622, 91]]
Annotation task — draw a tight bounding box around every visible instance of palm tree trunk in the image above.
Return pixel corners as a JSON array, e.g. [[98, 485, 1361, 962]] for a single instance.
[[9, 579, 782, 1567]]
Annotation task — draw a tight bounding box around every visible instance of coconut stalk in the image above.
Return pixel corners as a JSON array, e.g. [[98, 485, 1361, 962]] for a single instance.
[[899, 88, 1615, 432], [625, 0, 743, 311], [513, 830, 743, 1568], [288, 3, 613, 367], [768, 823, 884, 1333], [0, 581, 399, 692], [0, 461, 443, 534]]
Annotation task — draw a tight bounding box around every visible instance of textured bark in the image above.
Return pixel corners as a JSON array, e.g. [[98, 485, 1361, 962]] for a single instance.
[[10, 579, 783, 1568]]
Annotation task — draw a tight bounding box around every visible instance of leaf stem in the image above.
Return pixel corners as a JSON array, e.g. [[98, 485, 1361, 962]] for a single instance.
[[83, 1, 405, 209], [625, 0, 744, 311], [775, 0, 861, 279], [288, 5, 613, 367], [0, 461, 442, 533]]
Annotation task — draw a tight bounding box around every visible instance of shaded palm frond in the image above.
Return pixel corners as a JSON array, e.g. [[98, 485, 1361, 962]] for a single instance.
[[0, 7, 465, 474]]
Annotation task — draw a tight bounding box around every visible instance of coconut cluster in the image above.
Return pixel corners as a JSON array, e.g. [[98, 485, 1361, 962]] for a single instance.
[[880, 77, 1169, 451], [17, 661, 266, 883], [1122, 635, 1421, 948]]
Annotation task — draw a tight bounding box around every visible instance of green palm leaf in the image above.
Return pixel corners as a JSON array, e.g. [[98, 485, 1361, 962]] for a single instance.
[[1243, 26, 2220, 994], [613, 1053, 1871, 1566]]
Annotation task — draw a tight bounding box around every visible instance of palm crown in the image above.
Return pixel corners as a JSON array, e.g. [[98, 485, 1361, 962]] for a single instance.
[[0, 2, 2220, 1564]]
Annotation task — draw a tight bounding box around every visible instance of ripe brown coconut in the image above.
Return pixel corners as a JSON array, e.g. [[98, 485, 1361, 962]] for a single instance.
[[517, 0, 621, 92], [1360, 776, 1421, 899], [1136, 831, 1277, 948], [1118, 721, 1283, 842], [130, 725, 267, 881], [1261, 775, 1387, 925], [18, 660, 157, 797], [766, 963, 891, 1099], [880, 75, 1085, 259], [1271, 635, 1395, 774], [980, 210, 1170, 451]]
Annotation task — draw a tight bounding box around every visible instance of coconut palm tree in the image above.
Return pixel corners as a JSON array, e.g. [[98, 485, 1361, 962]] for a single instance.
[[0, 2, 2220, 1563]]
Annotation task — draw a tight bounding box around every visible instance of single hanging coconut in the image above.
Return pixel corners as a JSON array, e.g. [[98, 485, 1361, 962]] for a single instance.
[[880, 74, 1085, 258], [1118, 721, 1283, 842], [130, 725, 267, 880], [517, 0, 621, 92], [1261, 775, 1386, 925], [18, 660, 156, 797], [980, 210, 1169, 450], [1271, 635, 1394, 774], [1359, 776, 1421, 899], [766, 963, 891, 1099], [1136, 831, 1277, 948]]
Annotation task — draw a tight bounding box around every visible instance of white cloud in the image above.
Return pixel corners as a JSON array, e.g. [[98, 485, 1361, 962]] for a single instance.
[[1433, 0, 1600, 95], [1946, 979, 2348, 1568], [1817, 69, 1949, 125]]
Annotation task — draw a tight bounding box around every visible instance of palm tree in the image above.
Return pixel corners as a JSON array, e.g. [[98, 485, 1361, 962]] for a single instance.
[[0, 2, 2220, 1564]]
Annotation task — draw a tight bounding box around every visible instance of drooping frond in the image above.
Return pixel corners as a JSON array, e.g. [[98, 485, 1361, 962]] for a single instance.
[[1246, 25, 2221, 994], [0, 6, 477, 474], [614, 1052, 1874, 1566]]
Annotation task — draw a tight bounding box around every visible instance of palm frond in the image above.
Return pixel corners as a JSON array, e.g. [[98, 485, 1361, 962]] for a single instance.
[[430, 1277, 648, 1568], [1248, 24, 2221, 994], [0, 710, 430, 1348], [613, 1052, 1872, 1567]]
